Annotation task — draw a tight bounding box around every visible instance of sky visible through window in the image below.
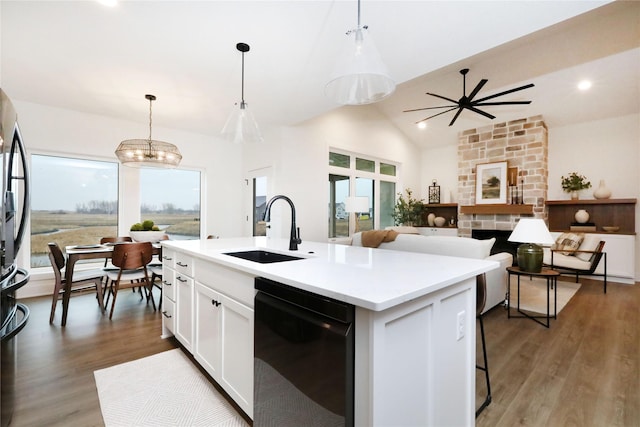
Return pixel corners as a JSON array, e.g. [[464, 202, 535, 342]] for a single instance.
[[31, 155, 199, 211]]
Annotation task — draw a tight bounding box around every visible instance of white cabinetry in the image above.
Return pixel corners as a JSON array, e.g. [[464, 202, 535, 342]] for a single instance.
[[417, 227, 458, 237], [161, 248, 176, 338], [175, 251, 194, 351], [162, 247, 255, 419]]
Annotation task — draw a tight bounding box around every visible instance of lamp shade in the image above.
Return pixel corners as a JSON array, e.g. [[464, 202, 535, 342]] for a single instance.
[[221, 102, 263, 144], [508, 219, 555, 245], [115, 139, 182, 168], [344, 196, 369, 213], [325, 27, 395, 105]]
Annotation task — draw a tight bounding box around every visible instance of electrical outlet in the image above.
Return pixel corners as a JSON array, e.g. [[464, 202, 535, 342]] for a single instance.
[[456, 310, 465, 341]]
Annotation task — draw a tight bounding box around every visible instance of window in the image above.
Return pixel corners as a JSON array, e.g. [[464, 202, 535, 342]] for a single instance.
[[328, 151, 398, 238], [140, 167, 201, 239], [253, 176, 267, 236], [30, 155, 118, 267]]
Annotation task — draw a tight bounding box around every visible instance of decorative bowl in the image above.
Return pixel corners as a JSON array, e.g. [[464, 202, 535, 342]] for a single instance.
[[129, 230, 167, 242], [602, 226, 619, 232]]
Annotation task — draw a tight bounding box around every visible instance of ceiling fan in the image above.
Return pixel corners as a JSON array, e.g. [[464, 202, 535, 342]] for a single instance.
[[404, 68, 534, 126]]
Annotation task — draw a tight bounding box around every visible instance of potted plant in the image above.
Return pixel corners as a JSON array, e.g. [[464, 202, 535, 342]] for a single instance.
[[129, 219, 166, 242], [393, 189, 424, 226], [561, 172, 592, 199]]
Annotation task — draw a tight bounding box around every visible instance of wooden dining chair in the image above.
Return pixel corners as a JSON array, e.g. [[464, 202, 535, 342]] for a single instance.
[[104, 241, 156, 319], [47, 242, 106, 324], [99, 236, 133, 268]]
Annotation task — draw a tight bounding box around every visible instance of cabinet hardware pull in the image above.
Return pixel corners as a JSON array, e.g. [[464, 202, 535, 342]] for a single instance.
[[176, 261, 188, 267], [162, 280, 171, 286], [162, 311, 172, 318], [162, 256, 173, 261], [177, 276, 187, 282], [211, 299, 221, 307]]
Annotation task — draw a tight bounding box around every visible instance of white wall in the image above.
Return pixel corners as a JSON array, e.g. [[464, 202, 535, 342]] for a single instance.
[[243, 105, 422, 243]]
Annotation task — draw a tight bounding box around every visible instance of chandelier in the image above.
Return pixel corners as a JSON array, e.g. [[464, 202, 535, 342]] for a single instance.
[[115, 94, 182, 168]]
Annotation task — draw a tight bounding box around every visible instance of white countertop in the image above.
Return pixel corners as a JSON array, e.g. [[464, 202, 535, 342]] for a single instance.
[[162, 237, 499, 312]]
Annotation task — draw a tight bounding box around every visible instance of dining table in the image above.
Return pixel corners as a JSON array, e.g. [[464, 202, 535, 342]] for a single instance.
[[62, 243, 161, 326]]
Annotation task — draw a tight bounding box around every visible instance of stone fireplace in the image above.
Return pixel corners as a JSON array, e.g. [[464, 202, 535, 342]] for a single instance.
[[457, 115, 548, 238]]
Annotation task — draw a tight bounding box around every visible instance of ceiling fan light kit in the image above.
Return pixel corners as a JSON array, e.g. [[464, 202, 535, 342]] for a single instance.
[[325, 0, 395, 105], [221, 42, 263, 144], [404, 68, 534, 126], [115, 94, 182, 168]]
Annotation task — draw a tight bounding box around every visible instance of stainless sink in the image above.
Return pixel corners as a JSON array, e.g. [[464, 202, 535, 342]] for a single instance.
[[223, 250, 304, 264]]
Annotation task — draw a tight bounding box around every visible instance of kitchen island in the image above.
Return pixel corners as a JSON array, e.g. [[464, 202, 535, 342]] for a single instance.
[[160, 237, 498, 426]]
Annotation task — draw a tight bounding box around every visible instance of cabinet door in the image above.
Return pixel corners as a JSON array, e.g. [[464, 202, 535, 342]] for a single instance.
[[219, 293, 254, 418], [194, 283, 222, 381], [175, 273, 194, 352], [194, 282, 254, 418]]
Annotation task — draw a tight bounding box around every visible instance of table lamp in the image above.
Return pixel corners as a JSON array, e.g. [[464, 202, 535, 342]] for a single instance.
[[507, 218, 555, 273], [344, 196, 369, 234]]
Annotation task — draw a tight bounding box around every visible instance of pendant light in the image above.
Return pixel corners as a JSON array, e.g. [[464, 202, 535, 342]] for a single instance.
[[221, 42, 263, 143], [325, 0, 395, 105], [115, 94, 182, 168]]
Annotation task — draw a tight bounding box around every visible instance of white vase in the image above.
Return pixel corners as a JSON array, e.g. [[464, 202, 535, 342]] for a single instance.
[[574, 209, 589, 224], [434, 216, 446, 227], [427, 213, 436, 227], [593, 179, 612, 199]]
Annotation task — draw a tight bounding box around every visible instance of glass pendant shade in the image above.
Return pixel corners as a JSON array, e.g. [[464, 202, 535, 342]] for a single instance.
[[222, 42, 263, 144], [221, 101, 263, 144], [115, 94, 182, 168], [326, 26, 395, 105]]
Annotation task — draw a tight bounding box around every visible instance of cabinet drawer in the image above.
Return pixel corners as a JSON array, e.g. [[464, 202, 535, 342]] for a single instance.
[[175, 252, 194, 277], [195, 261, 255, 308], [162, 296, 175, 334], [162, 267, 176, 301], [162, 248, 176, 269]]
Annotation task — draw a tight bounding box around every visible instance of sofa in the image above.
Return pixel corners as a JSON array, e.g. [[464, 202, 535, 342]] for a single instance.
[[351, 229, 513, 313]]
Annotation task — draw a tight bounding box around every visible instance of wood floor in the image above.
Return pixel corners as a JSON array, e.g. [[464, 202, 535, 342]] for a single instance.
[[8, 278, 639, 426]]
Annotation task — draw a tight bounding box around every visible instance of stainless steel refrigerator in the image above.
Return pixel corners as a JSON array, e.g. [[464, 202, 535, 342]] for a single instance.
[[0, 89, 31, 427]]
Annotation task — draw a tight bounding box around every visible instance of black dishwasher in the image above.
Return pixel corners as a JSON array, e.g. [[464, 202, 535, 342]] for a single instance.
[[254, 277, 354, 427]]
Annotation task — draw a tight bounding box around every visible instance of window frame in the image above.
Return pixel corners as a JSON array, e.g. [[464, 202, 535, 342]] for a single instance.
[[328, 149, 399, 236]]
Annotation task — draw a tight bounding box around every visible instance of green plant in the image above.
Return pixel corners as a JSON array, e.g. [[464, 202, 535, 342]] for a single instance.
[[561, 172, 592, 192], [392, 189, 424, 226], [130, 219, 160, 231]]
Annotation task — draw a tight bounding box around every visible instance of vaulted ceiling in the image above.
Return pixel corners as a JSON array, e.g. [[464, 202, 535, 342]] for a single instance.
[[1, 1, 637, 148]]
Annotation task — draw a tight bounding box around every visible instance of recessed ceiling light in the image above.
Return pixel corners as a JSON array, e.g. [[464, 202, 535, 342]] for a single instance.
[[417, 122, 427, 129], [577, 80, 592, 91]]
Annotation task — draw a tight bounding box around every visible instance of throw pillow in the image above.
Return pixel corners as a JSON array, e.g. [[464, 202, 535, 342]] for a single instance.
[[552, 232, 584, 256], [575, 233, 600, 262]]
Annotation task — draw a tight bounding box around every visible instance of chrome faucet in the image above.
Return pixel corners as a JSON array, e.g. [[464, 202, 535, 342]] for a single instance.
[[263, 195, 302, 251]]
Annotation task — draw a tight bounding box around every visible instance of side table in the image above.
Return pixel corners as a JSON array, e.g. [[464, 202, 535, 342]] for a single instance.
[[506, 266, 560, 328]]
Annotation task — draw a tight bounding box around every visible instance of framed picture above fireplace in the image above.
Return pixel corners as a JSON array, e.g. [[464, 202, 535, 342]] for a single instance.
[[475, 161, 508, 204]]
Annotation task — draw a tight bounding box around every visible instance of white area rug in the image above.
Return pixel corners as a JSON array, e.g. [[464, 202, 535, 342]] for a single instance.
[[509, 277, 581, 314], [94, 349, 248, 427]]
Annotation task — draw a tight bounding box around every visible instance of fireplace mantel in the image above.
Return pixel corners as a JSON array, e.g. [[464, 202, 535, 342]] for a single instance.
[[459, 204, 534, 215]]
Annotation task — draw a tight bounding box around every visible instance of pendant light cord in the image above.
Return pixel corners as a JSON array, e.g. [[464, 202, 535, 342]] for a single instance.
[[241, 49, 245, 105]]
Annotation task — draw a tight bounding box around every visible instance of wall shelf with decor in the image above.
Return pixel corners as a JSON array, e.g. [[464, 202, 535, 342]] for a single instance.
[[421, 203, 458, 226], [459, 204, 534, 215], [546, 198, 636, 234]]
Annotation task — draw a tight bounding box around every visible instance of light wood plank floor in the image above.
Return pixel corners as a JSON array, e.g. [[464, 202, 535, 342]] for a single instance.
[[8, 278, 639, 426]]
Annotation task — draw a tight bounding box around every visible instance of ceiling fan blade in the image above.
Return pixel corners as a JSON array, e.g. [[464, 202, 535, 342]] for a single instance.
[[417, 107, 459, 123], [426, 92, 459, 104], [473, 83, 535, 104], [448, 108, 464, 126], [403, 104, 457, 113], [474, 101, 532, 106], [466, 105, 495, 120], [467, 79, 488, 102]]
